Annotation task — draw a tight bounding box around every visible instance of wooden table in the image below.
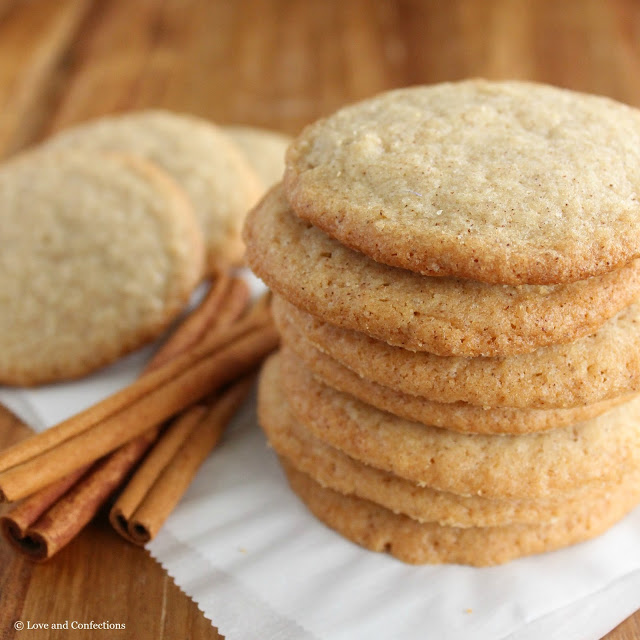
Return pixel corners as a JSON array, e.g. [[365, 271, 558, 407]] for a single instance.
[[0, 1, 639, 638]]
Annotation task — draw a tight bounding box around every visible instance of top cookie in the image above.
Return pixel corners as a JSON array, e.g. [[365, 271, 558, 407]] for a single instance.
[[43, 110, 263, 273], [284, 80, 640, 285]]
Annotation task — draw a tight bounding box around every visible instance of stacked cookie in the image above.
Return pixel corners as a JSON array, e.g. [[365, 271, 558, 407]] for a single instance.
[[245, 80, 640, 566]]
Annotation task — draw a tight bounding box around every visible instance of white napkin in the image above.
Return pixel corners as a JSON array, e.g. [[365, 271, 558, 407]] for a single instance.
[[2, 276, 639, 640]]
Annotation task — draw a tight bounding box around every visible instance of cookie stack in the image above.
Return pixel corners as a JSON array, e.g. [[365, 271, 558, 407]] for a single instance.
[[245, 80, 640, 566]]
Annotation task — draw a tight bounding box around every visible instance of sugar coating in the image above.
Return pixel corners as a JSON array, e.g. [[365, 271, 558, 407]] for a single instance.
[[259, 357, 637, 528], [244, 185, 640, 357], [285, 80, 640, 284], [280, 345, 629, 435], [274, 295, 640, 409], [43, 110, 262, 272], [0, 151, 204, 385], [269, 354, 640, 498], [282, 460, 640, 566]]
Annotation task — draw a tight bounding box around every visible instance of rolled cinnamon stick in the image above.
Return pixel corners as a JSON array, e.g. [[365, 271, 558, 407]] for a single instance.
[[0, 274, 252, 559], [111, 294, 273, 544], [116, 376, 254, 544], [146, 275, 248, 370], [211, 277, 252, 327], [0, 466, 91, 538], [110, 407, 207, 543], [0, 303, 267, 475], [0, 430, 158, 561], [0, 321, 278, 502]]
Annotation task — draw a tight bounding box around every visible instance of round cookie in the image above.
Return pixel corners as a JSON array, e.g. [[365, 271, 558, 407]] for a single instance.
[[0, 151, 204, 386], [284, 80, 640, 285], [273, 295, 640, 409], [282, 460, 640, 566], [259, 363, 636, 527], [42, 110, 263, 272], [268, 354, 640, 498], [279, 345, 629, 434], [244, 185, 640, 357], [224, 125, 291, 189]]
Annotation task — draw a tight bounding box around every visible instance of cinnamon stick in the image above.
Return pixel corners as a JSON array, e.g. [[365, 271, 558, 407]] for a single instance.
[[111, 293, 273, 544], [109, 405, 209, 543], [146, 274, 248, 370], [0, 282, 270, 561], [0, 301, 268, 475], [0, 430, 158, 562], [0, 466, 91, 538], [113, 376, 254, 545], [0, 275, 253, 559], [0, 319, 278, 502]]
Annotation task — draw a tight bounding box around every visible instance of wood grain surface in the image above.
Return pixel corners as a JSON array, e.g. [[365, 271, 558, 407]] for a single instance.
[[0, 1, 639, 638]]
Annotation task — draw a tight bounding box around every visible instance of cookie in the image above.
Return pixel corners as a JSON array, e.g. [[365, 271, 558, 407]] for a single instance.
[[224, 125, 291, 189], [280, 346, 629, 434], [284, 80, 640, 285], [0, 151, 204, 386], [282, 460, 640, 566], [273, 295, 640, 409], [268, 354, 640, 498], [42, 110, 262, 272], [259, 363, 636, 527], [244, 185, 640, 357]]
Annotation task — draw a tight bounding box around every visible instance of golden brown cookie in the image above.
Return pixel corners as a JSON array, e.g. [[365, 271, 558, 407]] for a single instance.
[[284, 80, 640, 285], [273, 295, 640, 409], [279, 345, 629, 434], [282, 460, 640, 566], [267, 354, 640, 498], [42, 110, 262, 272], [259, 362, 636, 528], [0, 151, 204, 386], [244, 185, 640, 357]]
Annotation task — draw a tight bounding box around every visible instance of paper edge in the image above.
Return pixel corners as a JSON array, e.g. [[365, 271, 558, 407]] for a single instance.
[[148, 528, 321, 640], [498, 570, 640, 640]]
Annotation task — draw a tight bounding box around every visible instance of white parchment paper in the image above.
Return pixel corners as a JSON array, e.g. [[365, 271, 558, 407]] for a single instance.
[[2, 275, 639, 640]]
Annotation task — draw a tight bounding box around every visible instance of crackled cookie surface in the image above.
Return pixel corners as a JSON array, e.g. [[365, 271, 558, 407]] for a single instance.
[[285, 80, 640, 284]]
